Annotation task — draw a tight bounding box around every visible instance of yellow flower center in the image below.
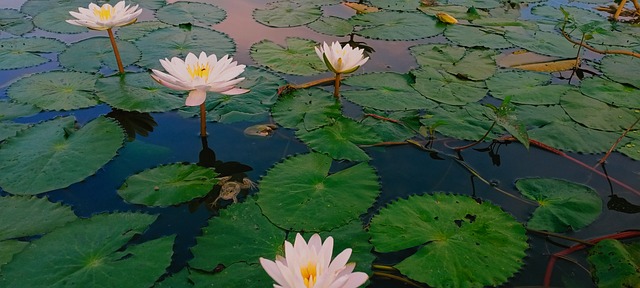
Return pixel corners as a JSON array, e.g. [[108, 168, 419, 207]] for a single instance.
[[187, 62, 211, 80], [93, 5, 114, 21], [300, 261, 317, 288]]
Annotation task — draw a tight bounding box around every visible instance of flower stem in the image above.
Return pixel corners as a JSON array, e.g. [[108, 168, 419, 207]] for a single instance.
[[107, 28, 125, 74], [333, 73, 341, 99], [199, 103, 207, 137]]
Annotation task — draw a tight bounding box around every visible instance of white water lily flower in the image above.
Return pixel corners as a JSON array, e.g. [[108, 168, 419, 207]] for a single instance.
[[315, 41, 369, 74], [66, 1, 142, 31], [150, 52, 249, 106], [260, 233, 368, 288]]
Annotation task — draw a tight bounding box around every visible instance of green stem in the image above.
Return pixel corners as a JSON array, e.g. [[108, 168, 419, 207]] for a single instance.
[[107, 28, 125, 74]]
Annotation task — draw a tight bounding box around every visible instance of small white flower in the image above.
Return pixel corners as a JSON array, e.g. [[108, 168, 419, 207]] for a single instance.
[[66, 1, 142, 31], [150, 52, 249, 106], [315, 41, 369, 74], [260, 233, 368, 288]]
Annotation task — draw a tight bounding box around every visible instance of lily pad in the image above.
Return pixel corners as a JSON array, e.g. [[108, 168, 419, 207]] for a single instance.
[[445, 25, 513, 49], [0, 37, 66, 70], [296, 117, 382, 161], [115, 21, 171, 41], [342, 72, 437, 111], [350, 11, 444, 41], [33, 6, 88, 33], [600, 55, 640, 89], [0, 240, 28, 271], [421, 104, 504, 141], [411, 67, 488, 106], [253, 2, 322, 27], [0, 116, 124, 195], [135, 26, 235, 70], [0, 123, 29, 142], [59, 37, 141, 73], [579, 76, 640, 109], [306, 16, 354, 36], [528, 121, 619, 153], [257, 153, 380, 231], [7, 71, 100, 111], [369, 193, 528, 287], [0, 213, 174, 288], [515, 178, 602, 232], [0, 9, 33, 35], [560, 89, 637, 132], [156, 2, 226, 27], [588, 239, 640, 288], [190, 263, 273, 288], [271, 88, 342, 130], [95, 72, 184, 113], [361, 109, 422, 143], [505, 28, 578, 58], [190, 198, 285, 271], [20, 0, 90, 16], [368, 0, 420, 10], [0, 101, 40, 121], [410, 44, 497, 81], [486, 70, 570, 105], [618, 130, 640, 161], [250, 37, 326, 76], [446, 0, 502, 9], [0, 195, 77, 241], [118, 163, 219, 207], [419, 5, 490, 21]]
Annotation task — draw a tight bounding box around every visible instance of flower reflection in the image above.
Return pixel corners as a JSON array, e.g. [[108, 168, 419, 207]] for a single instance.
[[315, 41, 369, 99]]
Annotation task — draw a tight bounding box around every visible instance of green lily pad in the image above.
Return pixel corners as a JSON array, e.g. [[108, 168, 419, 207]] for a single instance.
[[0, 116, 124, 195], [95, 72, 184, 113], [190, 263, 273, 288], [446, 0, 502, 9], [516, 104, 572, 128], [561, 89, 637, 132], [515, 178, 602, 232], [418, 5, 490, 21], [350, 11, 444, 41], [7, 71, 100, 111], [529, 121, 619, 153], [342, 72, 436, 111], [115, 21, 171, 41], [0, 213, 174, 288], [33, 6, 88, 33], [531, 5, 604, 27], [135, 26, 236, 70], [486, 70, 570, 105], [20, 0, 89, 16], [0, 196, 77, 241], [0, 37, 66, 70], [618, 130, 640, 161], [579, 76, 640, 109], [491, 97, 530, 149], [296, 117, 382, 161], [118, 163, 219, 207], [156, 2, 226, 27], [410, 44, 497, 81], [0, 9, 33, 35], [250, 37, 326, 76], [421, 104, 504, 141], [257, 153, 380, 231], [505, 28, 578, 58], [0, 123, 29, 142], [369, 0, 420, 10], [253, 2, 321, 27], [445, 25, 513, 49], [59, 37, 141, 73], [189, 197, 285, 270], [588, 239, 640, 288], [155, 269, 192, 288], [411, 67, 488, 105], [369, 193, 528, 287], [361, 109, 422, 143], [0, 240, 28, 271], [135, 0, 167, 10], [0, 101, 40, 121], [600, 55, 640, 89], [306, 16, 354, 36], [271, 88, 342, 130], [178, 66, 285, 123]]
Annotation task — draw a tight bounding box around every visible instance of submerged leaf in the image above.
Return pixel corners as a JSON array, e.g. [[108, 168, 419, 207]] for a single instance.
[[588, 239, 640, 288]]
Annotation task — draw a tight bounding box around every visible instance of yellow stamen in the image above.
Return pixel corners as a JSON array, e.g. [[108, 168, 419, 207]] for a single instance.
[[300, 261, 317, 288], [187, 62, 211, 80], [93, 5, 114, 21], [336, 57, 343, 71]]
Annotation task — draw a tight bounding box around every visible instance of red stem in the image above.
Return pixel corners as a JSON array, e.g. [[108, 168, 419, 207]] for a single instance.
[[199, 103, 207, 137], [107, 28, 125, 74]]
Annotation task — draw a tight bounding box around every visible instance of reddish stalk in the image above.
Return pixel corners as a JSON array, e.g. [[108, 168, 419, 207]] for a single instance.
[[596, 116, 640, 168], [199, 103, 207, 137], [107, 28, 125, 74], [333, 73, 341, 99]]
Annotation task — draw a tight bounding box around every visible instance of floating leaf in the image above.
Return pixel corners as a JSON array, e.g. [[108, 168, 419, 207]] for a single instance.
[[600, 55, 640, 89], [446, 0, 502, 9], [342, 72, 436, 110], [419, 5, 490, 21], [306, 16, 354, 36], [410, 44, 497, 80], [343, 2, 380, 13], [190, 198, 285, 270], [511, 58, 578, 72], [0, 213, 174, 288], [0, 101, 40, 121], [421, 104, 504, 141], [0, 9, 33, 35], [250, 37, 326, 76], [20, 0, 89, 16], [529, 121, 619, 153], [7, 71, 100, 111], [361, 109, 421, 143], [0, 240, 28, 271], [33, 6, 87, 33], [95, 72, 184, 113], [561, 89, 637, 132], [0, 116, 124, 195], [411, 67, 488, 106], [0, 123, 29, 142], [0, 37, 66, 70], [618, 130, 640, 161], [579, 76, 640, 109], [368, 0, 419, 11], [156, 2, 226, 27], [369, 193, 528, 287], [296, 117, 382, 161], [0, 196, 77, 241], [444, 25, 513, 49], [257, 153, 380, 231], [588, 239, 640, 288], [155, 269, 192, 288], [135, 26, 235, 70], [350, 11, 444, 41], [486, 70, 570, 105], [118, 163, 219, 207], [492, 96, 530, 149], [271, 88, 341, 130], [115, 21, 171, 41], [505, 28, 578, 58], [190, 263, 273, 288], [59, 37, 141, 73], [516, 178, 602, 232], [253, 2, 321, 27], [515, 104, 572, 128]]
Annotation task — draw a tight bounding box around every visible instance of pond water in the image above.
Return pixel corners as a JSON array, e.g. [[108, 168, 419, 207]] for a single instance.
[[0, 0, 639, 287]]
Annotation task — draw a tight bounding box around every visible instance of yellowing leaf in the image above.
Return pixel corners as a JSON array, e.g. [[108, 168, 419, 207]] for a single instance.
[[512, 58, 579, 72], [436, 12, 458, 24], [344, 2, 380, 13]]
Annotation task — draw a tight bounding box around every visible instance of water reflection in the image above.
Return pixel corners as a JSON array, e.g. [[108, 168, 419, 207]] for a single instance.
[[106, 109, 157, 141]]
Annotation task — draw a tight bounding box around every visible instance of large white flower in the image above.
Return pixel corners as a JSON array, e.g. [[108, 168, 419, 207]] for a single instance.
[[260, 233, 368, 288], [315, 41, 369, 74], [150, 52, 249, 106], [66, 1, 142, 31]]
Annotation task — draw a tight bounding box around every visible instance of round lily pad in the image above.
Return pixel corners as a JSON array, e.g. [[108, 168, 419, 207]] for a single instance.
[[118, 163, 219, 207], [0, 116, 124, 195], [0, 101, 40, 121], [0, 123, 29, 142], [342, 72, 437, 111], [0, 240, 28, 271], [115, 21, 171, 41], [446, 0, 502, 9], [135, 26, 236, 70], [579, 76, 640, 109], [411, 67, 488, 105], [7, 71, 100, 111], [410, 44, 498, 81], [156, 2, 226, 27], [33, 6, 87, 33], [306, 16, 354, 36], [0, 37, 66, 70], [561, 89, 637, 132], [20, 0, 87, 16], [445, 25, 513, 49], [0, 195, 77, 241], [600, 55, 640, 89], [253, 2, 322, 28], [59, 37, 141, 73], [350, 11, 445, 41], [257, 153, 380, 231], [271, 88, 342, 130], [95, 72, 184, 113], [421, 104, 504, 141], [369, 0, 420, 10], [190, 262, 273, 288], [505, 28, 578, 58], [361, 109, 421, 143], [250, 37, 326, 76], [515, 178, 602, 232], [0, 9, 34, 35], [588, 239, 640, 288], [369, 193, 528, 287], [486, 70, 570, 105], [528, 122, 619, 153]]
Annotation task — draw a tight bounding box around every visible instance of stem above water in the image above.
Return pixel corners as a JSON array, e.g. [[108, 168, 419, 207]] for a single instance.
[[333, 73, 341, 99], [199, 103, 207, 137], [107, 28, 125, 74]]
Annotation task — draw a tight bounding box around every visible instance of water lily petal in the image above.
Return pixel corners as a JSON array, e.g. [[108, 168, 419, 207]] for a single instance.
[[185, 89, 207, 106]]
